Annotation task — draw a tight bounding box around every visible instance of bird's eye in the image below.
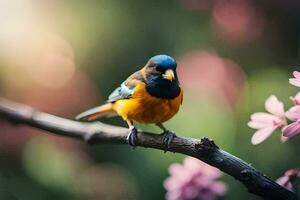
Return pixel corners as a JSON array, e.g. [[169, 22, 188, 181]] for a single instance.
[[156, 65, 164, 72]]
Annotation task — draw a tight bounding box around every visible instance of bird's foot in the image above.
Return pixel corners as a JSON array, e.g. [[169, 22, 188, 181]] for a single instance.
[[162, 130, 176, 151], [127, 127, 138, 147]]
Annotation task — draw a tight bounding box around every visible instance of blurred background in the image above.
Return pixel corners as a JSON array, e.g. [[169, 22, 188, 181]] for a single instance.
[[0, 0, 300, 199]]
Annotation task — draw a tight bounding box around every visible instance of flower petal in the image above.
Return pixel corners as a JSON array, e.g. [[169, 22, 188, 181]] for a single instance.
[[293, 71, 300, 78], [289, 78, 300, 87], [248, 120, 269, 129], [210, 181, 227, 195], [265, 95, 285, 117], [251, 126, 277, 145], [276, 176, 294, 191], [283, 121, 300, 138], [250, 112, 279, 124], [285, 106, 300, 121]]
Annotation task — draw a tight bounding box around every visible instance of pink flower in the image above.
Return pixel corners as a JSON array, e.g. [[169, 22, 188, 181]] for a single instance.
[[289, 71, 300, 87], [283, 106, 300, 138], [282, 92, 300, 139], [276, 169, 300, 192], [164, 157, 226, 200], [248, 95, 286, 145]]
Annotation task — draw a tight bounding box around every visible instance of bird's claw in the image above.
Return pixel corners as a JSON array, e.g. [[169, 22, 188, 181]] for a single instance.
[[127, 127, 138, 147], [162, 130, 176, 151]]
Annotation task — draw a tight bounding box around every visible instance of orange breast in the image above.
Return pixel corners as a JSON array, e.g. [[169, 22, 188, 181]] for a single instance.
[[112, 83, 183, 124]]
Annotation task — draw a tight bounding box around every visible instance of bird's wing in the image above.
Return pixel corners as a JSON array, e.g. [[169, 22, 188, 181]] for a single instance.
[[107, 70, 145, 102]]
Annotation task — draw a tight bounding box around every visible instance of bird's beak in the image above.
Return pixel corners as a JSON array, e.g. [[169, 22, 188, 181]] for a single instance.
[[162, 69, 175, 81]]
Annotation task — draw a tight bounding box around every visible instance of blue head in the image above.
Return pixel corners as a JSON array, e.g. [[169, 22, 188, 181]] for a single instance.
[[149, 55, 177, 69], [144, 54, 180, 99]]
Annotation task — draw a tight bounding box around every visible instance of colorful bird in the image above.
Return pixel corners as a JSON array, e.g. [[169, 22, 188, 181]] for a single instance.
[[76, 55, 183, 148]]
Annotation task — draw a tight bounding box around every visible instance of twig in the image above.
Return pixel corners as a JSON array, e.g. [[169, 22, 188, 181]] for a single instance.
[[0, 98, 297, 200]]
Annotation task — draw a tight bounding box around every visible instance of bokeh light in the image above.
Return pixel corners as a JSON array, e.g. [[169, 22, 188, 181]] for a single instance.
[[212, 0, 265, 45], [178, 50, 246, 107]]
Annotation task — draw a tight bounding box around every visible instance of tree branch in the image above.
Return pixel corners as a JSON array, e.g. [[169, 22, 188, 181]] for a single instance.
[[0, 98, 297, 200]]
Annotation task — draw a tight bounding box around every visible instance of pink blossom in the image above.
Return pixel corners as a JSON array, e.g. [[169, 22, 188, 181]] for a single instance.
[[289, 71, 300, 87], [276, 169, 300, 192], [282, 92, 300, 139], [164, 157, 226, 200], [248, 95, 286, 145], [283, 106, 300, 138]]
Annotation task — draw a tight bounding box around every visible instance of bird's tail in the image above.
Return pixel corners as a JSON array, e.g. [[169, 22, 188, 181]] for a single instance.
[[75, 103, 116, 121]]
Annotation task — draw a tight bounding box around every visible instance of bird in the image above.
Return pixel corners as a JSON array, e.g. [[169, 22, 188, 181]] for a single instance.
[[76, 55, 183, 149]]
